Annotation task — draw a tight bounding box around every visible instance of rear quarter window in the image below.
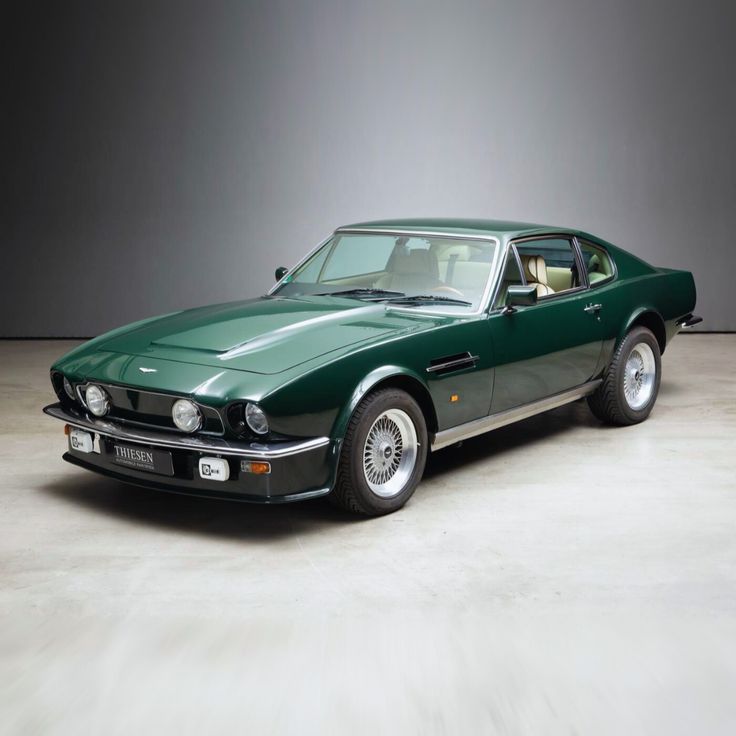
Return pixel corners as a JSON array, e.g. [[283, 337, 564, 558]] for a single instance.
[[578, 239, 615, 285]]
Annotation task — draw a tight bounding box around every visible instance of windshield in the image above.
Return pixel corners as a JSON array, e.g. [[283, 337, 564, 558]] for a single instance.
[[273, 233, 498, 311]]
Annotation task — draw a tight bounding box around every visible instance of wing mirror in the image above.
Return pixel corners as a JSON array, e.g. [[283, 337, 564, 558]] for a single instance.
[[274, 266, 289, 282], [503, 285, 537, 314]]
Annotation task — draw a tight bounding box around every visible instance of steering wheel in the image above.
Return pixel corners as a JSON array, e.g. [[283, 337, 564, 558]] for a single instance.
[[431, 284, 466, 298]]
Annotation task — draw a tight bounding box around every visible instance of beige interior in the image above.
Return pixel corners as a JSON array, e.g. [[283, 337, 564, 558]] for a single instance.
[[437, 245, 489, 296], [587, 252, 614, 284], [374, 249, 441, 292], [520, 255, 555, 297], [546, 266, 573, 292]]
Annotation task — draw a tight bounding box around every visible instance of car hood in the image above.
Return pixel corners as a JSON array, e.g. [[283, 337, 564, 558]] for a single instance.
[[90, 296, 441, 375]]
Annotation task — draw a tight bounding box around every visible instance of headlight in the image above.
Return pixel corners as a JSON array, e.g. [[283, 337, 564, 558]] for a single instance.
[[85, 384, 109, 417], [172, 399, 202, 433], [63, 376, 76, 401], [245, 403, 269, 435]]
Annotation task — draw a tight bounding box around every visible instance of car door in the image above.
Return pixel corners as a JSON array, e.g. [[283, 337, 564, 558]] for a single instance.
[[488, 235, 604, 414]]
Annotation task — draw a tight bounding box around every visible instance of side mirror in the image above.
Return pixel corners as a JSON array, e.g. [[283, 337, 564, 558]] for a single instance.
[[503, 285, 537, 314], [274, 266, 289, 282]]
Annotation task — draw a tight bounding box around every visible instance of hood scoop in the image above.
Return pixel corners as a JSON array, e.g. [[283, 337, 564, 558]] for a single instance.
[[216, 304, 386, 362]]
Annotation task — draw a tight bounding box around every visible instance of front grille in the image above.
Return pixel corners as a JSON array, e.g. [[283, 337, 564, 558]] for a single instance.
[[94, 383, 225, 435]]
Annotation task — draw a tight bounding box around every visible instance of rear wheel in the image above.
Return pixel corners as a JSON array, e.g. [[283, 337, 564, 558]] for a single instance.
[[330, 388, 428, 516], [588, 325, 662, 426]]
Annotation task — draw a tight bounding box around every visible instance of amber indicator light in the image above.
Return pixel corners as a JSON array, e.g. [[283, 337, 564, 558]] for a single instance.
[[241, 461, 271, 475]]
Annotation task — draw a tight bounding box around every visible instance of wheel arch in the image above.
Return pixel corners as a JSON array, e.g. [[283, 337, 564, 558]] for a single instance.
[[332, 366, 438, 441], [622, 308, 667, 355]]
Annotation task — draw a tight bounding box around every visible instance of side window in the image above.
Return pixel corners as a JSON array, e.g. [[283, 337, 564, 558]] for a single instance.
[[515, 238, 580, 297], [578, 239, 615, 285], [321, 235, 395, 281], [493, 246, 524, 308]]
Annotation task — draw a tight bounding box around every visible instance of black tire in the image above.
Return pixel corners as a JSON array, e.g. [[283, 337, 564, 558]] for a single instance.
[[330, 388, 428, 516], [587, 325, 662, 426]]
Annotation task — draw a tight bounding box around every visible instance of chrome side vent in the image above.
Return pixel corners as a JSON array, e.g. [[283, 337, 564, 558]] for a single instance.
[[426, 352, 479, 376]]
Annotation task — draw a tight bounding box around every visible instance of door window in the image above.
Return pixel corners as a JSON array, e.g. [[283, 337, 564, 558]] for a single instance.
[[515, 238, 581, 297]]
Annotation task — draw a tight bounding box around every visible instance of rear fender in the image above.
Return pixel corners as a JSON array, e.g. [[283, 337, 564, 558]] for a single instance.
[[620, 307, 667, 354]]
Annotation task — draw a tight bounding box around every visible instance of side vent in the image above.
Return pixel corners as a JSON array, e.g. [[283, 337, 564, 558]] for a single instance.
[[426, 352, 479, 376]]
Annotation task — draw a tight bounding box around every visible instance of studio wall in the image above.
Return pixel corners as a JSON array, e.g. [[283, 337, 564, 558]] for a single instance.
[[3, 0, 735, 335]]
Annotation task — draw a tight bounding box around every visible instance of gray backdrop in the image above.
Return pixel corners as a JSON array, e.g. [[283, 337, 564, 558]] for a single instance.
[[3, 0, 735, 336]]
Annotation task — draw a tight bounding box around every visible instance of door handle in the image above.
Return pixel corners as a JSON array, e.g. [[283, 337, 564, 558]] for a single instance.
[[584, 303, 603, 313]]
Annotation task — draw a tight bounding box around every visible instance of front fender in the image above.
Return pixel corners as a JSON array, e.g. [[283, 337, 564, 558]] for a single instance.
[[331, 365, 433, 440]]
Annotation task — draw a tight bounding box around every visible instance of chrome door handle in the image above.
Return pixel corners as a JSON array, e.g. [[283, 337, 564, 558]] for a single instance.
[[584, 303, 603, 313]]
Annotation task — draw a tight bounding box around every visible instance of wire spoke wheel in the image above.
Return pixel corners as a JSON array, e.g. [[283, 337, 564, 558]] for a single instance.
[[362, 408, 418, 498], [623, 341, 656, 410]]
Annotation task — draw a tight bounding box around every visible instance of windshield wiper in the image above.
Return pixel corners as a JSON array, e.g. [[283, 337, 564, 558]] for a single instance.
[[386, 294, 473, 307], [313, 288, 406, 300]]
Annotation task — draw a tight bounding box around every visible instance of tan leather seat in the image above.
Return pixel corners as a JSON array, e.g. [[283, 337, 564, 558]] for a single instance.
[[375, 249, 441, 292], [520, 254, 555, 297]]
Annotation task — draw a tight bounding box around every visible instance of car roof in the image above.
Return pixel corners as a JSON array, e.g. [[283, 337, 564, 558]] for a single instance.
[[338, 218, 575, 240]]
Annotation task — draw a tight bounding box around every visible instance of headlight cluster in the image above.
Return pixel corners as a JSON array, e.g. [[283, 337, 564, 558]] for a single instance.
[[62, 376, 75, 401], [245, 403, 269, 435], [172, 399, 202, 433], [84, 384, 110, 417], [55, 373, 268, 439], [226, 401, 270, 436]]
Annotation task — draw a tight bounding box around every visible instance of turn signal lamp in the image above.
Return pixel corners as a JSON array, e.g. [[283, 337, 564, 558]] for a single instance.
[[241, 461, 271, 475]]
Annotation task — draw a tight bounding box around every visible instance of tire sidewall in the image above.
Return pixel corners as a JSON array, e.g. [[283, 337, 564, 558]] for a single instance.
[[346, 390, 428, 514], [615, 327, 662, 423]]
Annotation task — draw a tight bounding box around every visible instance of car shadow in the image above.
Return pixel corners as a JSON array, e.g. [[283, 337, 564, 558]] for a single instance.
[[424, 398, 599, 480], [39, 397, 621, 540], [40, 474, 360, 542]]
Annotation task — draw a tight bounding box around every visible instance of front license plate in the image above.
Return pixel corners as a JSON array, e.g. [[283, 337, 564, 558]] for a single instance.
[[110, 442, 174, 476]]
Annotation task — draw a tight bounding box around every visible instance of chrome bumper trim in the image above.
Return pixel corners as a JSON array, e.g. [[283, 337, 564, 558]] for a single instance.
[[431, 379, 602, 451], [677, 313, 702, 329], [43, 404, 331, 459]]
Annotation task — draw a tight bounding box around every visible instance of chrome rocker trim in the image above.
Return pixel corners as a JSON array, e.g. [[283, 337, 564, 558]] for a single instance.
[[431, 379, 602, 451], [43, 403, 331, 459]]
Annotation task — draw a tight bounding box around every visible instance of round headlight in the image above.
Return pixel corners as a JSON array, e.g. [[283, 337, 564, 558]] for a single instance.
[[245, 403, 269, 435], [172, 399, 201, 433], [85, 384, 109, 417], [63, 376, 76, 401]]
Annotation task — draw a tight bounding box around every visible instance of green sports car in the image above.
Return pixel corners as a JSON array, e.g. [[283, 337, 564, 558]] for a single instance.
[[44, 219, 701, 515]]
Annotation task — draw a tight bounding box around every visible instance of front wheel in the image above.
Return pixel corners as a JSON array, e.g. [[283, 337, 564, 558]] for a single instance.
[[330, 388, 428, 516], [587, 325, 662, 426]]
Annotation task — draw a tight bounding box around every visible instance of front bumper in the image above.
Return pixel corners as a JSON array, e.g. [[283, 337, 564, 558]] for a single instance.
[[43, 403, 337, 503]]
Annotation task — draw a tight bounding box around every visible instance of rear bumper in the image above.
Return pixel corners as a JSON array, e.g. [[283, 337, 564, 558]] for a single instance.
[[677, 313, 703, 329], [44, 403, 337, 503]]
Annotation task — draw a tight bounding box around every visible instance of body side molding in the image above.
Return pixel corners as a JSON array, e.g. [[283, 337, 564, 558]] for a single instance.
[[431, 379, 602, 450]]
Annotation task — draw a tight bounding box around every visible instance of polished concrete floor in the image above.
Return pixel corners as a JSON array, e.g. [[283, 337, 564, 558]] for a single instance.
[[1, 336, 735, 735]]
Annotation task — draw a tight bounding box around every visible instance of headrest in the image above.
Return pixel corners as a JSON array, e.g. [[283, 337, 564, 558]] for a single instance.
[[520, 254, 548, 285], [589, 254, 601, 272], [440, 244, 472, 261], [393, 249, 439, 277]]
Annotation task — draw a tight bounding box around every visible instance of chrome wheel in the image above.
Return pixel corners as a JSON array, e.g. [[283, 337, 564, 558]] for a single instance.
[[623, 342, 656, 410], [362, 408, 418, 498]]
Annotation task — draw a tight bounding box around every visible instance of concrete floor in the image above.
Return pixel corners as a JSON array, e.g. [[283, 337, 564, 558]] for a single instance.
[[1, 335, 735, 735]]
